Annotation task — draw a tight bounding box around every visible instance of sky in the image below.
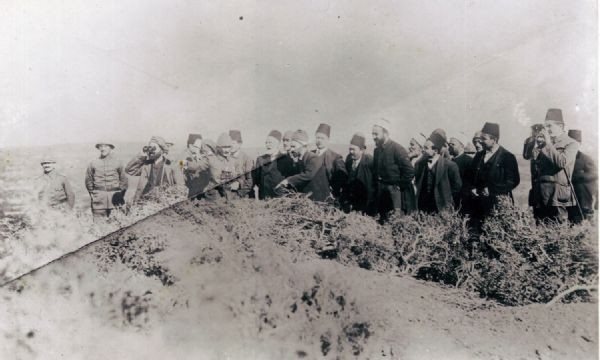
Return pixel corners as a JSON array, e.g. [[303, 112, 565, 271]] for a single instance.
[[0, 0, 597, 154]]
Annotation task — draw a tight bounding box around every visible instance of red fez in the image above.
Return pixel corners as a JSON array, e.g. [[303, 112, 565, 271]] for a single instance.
[[568, 129, 582, 143], [428, 131, 447, 150], [481, 122, 500, 139], [350, 133, 366, 149], [187, 133, 202, 145], [229, 130, 243, 143], [268, 130, 282, 141], [545, 108, 563, 124], [315, 123, 331, 137]]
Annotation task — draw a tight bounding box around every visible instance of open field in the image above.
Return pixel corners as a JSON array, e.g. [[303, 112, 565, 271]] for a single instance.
[[0, 141, 566, 285], [0, 197, 596, 359]]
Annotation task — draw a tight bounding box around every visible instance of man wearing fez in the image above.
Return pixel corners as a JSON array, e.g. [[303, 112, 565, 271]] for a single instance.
[[567, 129, 597, 222], [276, 130, 330, 201], [36, 158, 75, 210], [372, 118, 416, 221], [229, 130, 254, 198], [523, 123, 548, 221], [341, 133, 375, 215], [448, 136, 472, 212], [466, 122, 520, 222], [125, 136, 181, 204], [415, 131, 462, 213], [181, 133, 212, 199], [431, 128, 452, 159], [252, 130, 287, 199], [526, 109, 580, 222], [313, 123, 348, 199], [85, 142, 128, 220]]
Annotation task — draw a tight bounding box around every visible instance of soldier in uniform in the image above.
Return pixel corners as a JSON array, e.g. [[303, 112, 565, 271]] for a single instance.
[[313, 123, 348, 199], [341, 133, 375, 215], [229, 130, 254, 198], [85, 142, 128, 221], [372, 118, 416, 222], [414, 131, 462, 214], [36, 158, 75, 210], [527, 109, 579, 223], [205, 133, 243, 200], [567, 129, 598, 222], [125, 136, 182, 204], [276, 130, 330, 201], [252, 130, 287, 199]]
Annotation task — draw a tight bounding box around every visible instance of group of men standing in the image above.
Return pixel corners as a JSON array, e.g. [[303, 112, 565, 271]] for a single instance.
[[35, 107, 597, 230]]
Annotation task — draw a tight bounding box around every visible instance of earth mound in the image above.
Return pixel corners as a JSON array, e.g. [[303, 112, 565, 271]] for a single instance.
[[0, 198, 597, 359]]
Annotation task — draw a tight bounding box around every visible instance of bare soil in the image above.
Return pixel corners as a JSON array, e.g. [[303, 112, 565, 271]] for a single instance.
[[0, 199, 597, 359]]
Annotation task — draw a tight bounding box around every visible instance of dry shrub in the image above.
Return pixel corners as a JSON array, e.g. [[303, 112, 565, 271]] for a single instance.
[[467, 197, 598, 305], [387, 210, 471, 282], [0, 187, 187, 284], [190, 195, 597, 306]]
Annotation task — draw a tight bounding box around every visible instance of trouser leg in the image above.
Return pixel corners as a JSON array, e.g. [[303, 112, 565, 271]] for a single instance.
[[92, 209, 110, 222]]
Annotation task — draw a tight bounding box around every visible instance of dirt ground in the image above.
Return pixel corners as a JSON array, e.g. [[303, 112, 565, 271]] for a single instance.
[[0, 200, 597, 360]]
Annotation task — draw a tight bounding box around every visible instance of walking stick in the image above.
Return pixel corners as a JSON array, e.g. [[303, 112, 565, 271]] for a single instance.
[[563, 167, 584, 220]]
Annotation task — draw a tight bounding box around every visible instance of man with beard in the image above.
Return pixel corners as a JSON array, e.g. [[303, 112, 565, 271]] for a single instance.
[[567, 129, 597, 222], [341, 133, 375, 215], [464, 142, 477, 157], [228, 130, 254, 198], [466, 122, 520, 223], [279, 130, 300, 178], [252, 130, 287, 199], [472, 131, 484, 153], [313, 123, 348, 199], [85, 142, 128, 220], [125, 136, 182, 204], [275, 130, 330, 201], [408, 138, 423, 166], [181, 133, 211, 199], [36, 158, 75, 210], [448, 136, 472, 212], [431, 128, 452, 159], [414, 131, 462, 213], [526, 109, 579, 223], [372, 118, 416, 221]]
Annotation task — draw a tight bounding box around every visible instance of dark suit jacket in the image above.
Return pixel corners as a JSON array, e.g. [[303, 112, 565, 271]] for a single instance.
[[343, 154, 375, 214], [572, 151, 598, 210], [415, 156, 462, 212], [278, 153, 300, 178], [252, 153, 287, 199], [373, 139, 416, 212], [286, 150, 330, 201], [467, 146, 520, 206], [315, 148, 347, 197]]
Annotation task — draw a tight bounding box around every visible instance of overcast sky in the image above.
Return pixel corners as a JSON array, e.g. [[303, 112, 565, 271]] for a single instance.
[[0, 0, 597, 153]]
